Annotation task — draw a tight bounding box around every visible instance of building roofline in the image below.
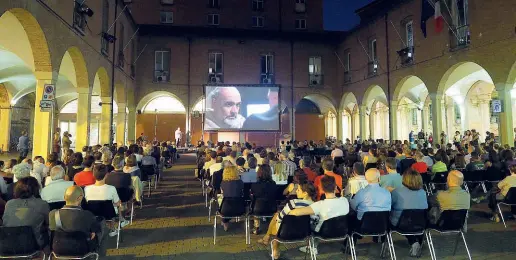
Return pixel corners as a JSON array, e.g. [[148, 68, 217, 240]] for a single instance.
[[138, 25, 344, 44]]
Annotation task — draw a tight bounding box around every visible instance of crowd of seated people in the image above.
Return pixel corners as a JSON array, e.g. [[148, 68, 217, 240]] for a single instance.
[[0, 139, 178, 256], [197, 134, 516, 258]]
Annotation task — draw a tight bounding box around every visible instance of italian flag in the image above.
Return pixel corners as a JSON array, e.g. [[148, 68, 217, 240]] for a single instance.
[[434, 0, 445, 33]]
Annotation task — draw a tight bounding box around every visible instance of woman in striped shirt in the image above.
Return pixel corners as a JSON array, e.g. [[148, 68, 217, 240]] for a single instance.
[[257, 182, 316, 259]]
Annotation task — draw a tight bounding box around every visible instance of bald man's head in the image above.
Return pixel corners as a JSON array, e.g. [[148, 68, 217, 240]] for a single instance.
[[365, 168, 380, 184], [447, 170, 464, 187], [210, 87, 242, 127], [64, 186, 84, 206]]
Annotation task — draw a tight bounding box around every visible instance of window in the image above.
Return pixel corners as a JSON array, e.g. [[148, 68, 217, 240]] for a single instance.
[[369, 39, 377, 61], [154, 50, 170, 82], [118, 23, 125, 68], [209, 52, 223, 83], [252, 0, 264, 11], [309, 56, 322, 85], [260, 54, 274, 83], [295, 0, 306, 13], [130, 41, 136, 78], [295, 19, 307, 29], [412, 109, 418, 125], [252, 16, 264, 27], [345, 51, 351, 72], [161, 0, 174, 4], [160, 12, 174, 24], [308, 57, 321, 75], [261, 54, 273, 75], [454, 103, 461, 123], [208, 14, 220, 25], [73, 1, 87, 34], [448, 0, 470, 48], [101, 0, 109, 55], [209, 0, 220, 8], [296, 0, 306, 3], [405, 21, 414, 47]]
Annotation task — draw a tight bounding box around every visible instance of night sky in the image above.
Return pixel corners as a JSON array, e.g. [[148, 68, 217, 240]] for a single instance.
[[324, 0, 376, 31]]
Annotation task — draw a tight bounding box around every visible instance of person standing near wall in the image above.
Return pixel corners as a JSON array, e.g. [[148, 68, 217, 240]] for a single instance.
[[17, 131, 29, 159], [175, 127, 182, 147]]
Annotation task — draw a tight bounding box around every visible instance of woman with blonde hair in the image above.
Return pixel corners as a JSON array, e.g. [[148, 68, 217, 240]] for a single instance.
[[219, 166, 244, 231]]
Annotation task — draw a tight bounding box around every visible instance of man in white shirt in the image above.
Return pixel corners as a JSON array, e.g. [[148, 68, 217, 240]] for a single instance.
[[84, 164, 129, 230], [289, 175, 350, 255], [208, 156, 223, 176], [175, 127, 182, 147], [330, 145, 344, 160], [41, 166, 74, 203]]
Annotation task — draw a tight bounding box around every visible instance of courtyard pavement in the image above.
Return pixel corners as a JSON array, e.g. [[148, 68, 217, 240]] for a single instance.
[[44, 153, 516, 259]]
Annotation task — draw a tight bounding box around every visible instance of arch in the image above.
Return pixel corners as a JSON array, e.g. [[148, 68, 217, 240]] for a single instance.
[[114, 83, 126, 104], [393, 75, 429, 104], [192, 96, 205, 112], [136, 91, 186, 113], [301, 94, 336, 114], [92, 67, 110, 97], [0, 8, 51, 73], [0, 83, 10, 106], [60, 96, 119, 114], [362, 85, 387, 108], [56, 46, 90, 100], [508, 60, 516, 88], [437, 61, 493, 103], [339, 92, 358, 111]]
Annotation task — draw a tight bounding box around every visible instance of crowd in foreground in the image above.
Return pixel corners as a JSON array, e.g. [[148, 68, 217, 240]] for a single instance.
[[197, 136, 516, 259], [0, 140, 177, 256]]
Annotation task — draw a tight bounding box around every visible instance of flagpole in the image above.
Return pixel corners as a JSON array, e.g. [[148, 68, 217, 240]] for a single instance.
[[389, 20, 407, 47], [425, 0, 460, 41]]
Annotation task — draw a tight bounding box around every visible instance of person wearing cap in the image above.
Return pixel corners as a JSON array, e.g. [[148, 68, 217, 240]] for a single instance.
[[279, 151, 297, 183], [242, 88, 279, 130]]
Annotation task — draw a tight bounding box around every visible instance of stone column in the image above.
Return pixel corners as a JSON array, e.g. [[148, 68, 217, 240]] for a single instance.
[[390, 101, 399, 141], [0, 106, 11, 152], [496, 84, 514, 145], [359, 105, 367, 141], [75, 88, 91, 152], [116, 103, 127, 146], [430, 93, 444, 140], [33, 77, 53, 158], [100, 96, 112, 145], [337, 111, 343, 141], [127, 107, 136, 143], [422, 104, 429, 134]]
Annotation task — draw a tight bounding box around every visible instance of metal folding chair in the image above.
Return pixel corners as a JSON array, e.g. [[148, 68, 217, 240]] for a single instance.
[[426, 209, 471, 260]]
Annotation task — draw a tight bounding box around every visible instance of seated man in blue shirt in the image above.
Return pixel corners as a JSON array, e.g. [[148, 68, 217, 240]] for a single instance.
[[380, 157, 403, 192], [350, 168, 391, 227]]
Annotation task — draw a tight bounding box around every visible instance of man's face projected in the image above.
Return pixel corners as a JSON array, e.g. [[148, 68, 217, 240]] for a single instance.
[[212, 87, 242, 126]]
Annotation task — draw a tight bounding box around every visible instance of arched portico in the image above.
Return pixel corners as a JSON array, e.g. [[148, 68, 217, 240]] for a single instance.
[[436, 62, 496, 144], [0, 8, 53, 157], [393, 76, 430, 141], [362, 85, 389, 141], [92, 67, 112, 145], [295, 94, 337, 141], [56, 47, 90, 151], [136, 91, 186, 143], [340, 92, 359, 142]]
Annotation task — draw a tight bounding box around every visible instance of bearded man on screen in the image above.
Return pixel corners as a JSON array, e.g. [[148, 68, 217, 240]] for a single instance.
[[205, 87, 246, 129]]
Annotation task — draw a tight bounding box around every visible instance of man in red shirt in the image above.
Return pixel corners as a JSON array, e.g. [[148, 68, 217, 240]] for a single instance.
[[74, 156, 96, 186], [314, 158, 343, 200], [300, 156, 317, 182]]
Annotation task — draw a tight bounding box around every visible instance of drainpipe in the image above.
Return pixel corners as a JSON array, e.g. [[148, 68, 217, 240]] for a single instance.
[[187, 37, 192, 141], [290, 40, 295, 140], [385, 12, 392, 141], [109, 2, 118, 145]]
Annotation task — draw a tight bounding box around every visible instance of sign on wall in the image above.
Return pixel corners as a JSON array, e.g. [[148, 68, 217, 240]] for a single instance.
[[40, 84, 55, 112], [492, 99, 502, 113]]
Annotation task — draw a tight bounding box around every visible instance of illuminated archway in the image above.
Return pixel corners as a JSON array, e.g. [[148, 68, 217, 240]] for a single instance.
[[393, 76, 430, 141], [437, 62, 496, 142], [295, 94, 337, 141], [135, 92, 186, 142], [362, 85, 389, 140], [0, 8, 52, 156], [340, 92, 359, 141]]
